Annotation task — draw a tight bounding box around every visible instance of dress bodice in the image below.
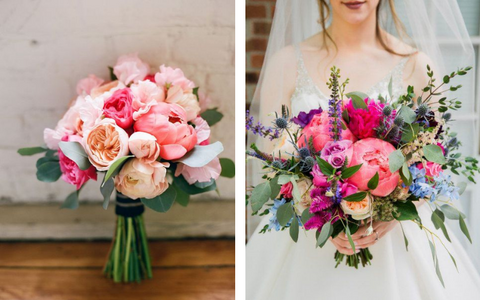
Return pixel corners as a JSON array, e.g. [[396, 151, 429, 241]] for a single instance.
[[290, 44, 409, 116]]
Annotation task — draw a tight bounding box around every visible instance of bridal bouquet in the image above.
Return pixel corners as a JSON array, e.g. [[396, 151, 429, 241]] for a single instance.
[[247, 66, 475, 285], [18, 53, 235, 283]]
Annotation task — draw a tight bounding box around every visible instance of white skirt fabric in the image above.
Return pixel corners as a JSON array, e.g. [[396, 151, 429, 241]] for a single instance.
[[246, 205, 480, 300]]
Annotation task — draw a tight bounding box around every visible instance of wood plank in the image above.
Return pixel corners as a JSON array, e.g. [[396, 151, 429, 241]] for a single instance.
[[0, 240, 234, 268], [0, 201, 235, 240], [0, 268, 235, 300]]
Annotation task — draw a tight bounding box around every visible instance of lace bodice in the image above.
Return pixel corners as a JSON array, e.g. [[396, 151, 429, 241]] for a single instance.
[[290, 44, 409, 116]]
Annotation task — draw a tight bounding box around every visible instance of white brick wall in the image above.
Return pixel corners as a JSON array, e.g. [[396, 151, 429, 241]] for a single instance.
[[0, 0, 235, 203]]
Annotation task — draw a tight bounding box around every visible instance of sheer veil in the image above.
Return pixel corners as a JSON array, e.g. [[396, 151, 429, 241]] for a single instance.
[[247, 0, 478, 269]]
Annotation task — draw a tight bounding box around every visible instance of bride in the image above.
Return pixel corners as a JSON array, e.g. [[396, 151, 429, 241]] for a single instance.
[[246, 0, 480, 299]]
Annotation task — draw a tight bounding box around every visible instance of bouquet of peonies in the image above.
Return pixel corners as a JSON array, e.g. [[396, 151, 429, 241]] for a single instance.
[[247, 66, 476, 285], [18, 53, 234, 283]]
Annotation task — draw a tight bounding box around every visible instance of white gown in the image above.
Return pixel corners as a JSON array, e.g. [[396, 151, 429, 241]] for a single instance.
[[246, 46, 480, 300]]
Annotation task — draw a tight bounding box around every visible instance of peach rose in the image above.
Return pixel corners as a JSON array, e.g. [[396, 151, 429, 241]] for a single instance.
[[113, 53, 150, 85], [128, 132, 160, 163], [165, 85, 201, 121], [84, 118, 129, 171], [115, 158, 170, 199], [341, 193, 371, 220], [347, 138, 400, 197]]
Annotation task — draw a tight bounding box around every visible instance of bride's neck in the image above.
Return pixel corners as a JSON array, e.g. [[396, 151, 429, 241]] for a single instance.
[[328, 12, 378, 49]]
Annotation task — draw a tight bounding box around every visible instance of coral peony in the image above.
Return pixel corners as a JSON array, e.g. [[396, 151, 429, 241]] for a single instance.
[[115, 158, 170, 199], [347, 138, 400, 197], [84, 118, 129, 171], [297, 111, 356, 152], [58, 135, 97, 189], [113, 53, 150, 85], [175, 157, 221, 184], [134, 103, 197, 160]]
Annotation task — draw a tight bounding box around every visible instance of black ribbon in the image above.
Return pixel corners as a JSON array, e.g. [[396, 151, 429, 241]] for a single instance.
[[115, 193, 145, 217]]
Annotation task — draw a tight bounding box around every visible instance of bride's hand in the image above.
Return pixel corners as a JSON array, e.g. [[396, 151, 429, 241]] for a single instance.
[[330, 220, 398, 255]]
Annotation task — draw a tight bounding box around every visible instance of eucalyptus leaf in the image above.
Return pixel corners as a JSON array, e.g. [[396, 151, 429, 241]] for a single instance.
[[173, 175, 217, 195], [301, 208, 314, 225], [389, 150, 405, 173], [423, 145, 446, 164], [277, 203, 294, 227], [100, 177, 115, 210], [399, 223, 409, 251], [269, 176, 281, 199], [103, 155, 134, 185], [398, 106, 417, 124], [36, 156, 58, 168], [18, 146, 48, 156], [194, 178, 216, 189], [290, 178, 301, 202], [289, 217, 299, 243], [141, 186, 176, 213], [346, 225, 356, 253], [174, 142, 224, 168], [200, 108, 224, 126], [346, 92, 368, 109], [458, 182, 467, 195], [400, 163, 412, 186], [317, 222, 333, 248], [250, 182, 272, 213], [432, 209, 451, 242], [36, 161, 62, 182], [219, 158, 235, 178], [173, 184, 190, 207], [440, 204, 465, 220], [60, 191, 79, 210], [459, 216, 472, 243], [278, 175, 297, 185], [401, 123, 420, 143], [58, 141, 91, 170]]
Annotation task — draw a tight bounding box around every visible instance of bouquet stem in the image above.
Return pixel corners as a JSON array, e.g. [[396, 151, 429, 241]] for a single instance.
[[103, 194, 153, 283], [334, 248, 373, 269]]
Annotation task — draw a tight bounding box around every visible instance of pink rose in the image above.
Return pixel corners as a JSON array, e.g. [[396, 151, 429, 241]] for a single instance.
[[84, 118, 129, 171], [115, 159, 170, 199], [155, 65, 195, 92], [134, 103, 197, 160], [175, 157, 221, 184], [321, 140, 353, 169], [103, 88, 134, 129], [113, 53, 150, 85], [280, 182, 293, 199], [130, 80, 165, 120], [165, 85, 201, 121], [58, 135, 97, 189], [347, 138, 400, 197], [417, 162, 442, 178], [192, 117, 210, 145], [340, 182, 358, 197], [310, 164, 330, 188], [128, 132, 160, 163], [76, 74, 104, 95], [297, 111, 356, 152]]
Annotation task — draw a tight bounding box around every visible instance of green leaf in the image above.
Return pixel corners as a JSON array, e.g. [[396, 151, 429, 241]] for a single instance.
[[278, 175, 297, 185], [401, 123, 420, 143], [345, 225, 356, 253], [343, 191, 367, 202], [399, 223, 409, 251], [269, 176, 281, 199], [141, 185, 176, 213], [316, 157, 335, 175], [175, 142, 224, 168], [342, 109, 350, 123], [58, 141, 91, 170], [423, 145, 446, 164], [200, 108, 224, 126], [393, 201, 418, 221], [100, 177, 115, 210], [277, 203, 293, 227], [301, 208, 314, 225], [435, 256, 445, 288], [108, 66, 117, 81], [194, 178, 216, 189], [102, 155, 134, 186], [432, 209, 451, 243], [458, 182, 467, 195], [36, 161, 62, 182], [36, 156, 58, 168], [440, 204, 465, 220], [193, 87, 200, 100], [173, 184, 190, 207], [367, 172, 379, 190], [389, 150, 405, 173], [400, 163, 412, 186], [173, 174, 217, 195], [459, 216, 472, 243], [290, 178, 301, 202], [341, 164, 362, 179], [18, 146, 48, 156], [289, 217, 299, 243], [317, 222, 333, 248], [61, 191, 79, 209], [398, 106, 417, 124], [250, 181, 272, 213], [219, 158, 235, 178], [346, 92, 368, 109]]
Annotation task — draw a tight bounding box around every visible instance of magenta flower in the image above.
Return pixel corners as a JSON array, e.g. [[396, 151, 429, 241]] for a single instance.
[[310, 164, 330, 188], [309, 187, 333, 213], [345, 98, 385, 139]]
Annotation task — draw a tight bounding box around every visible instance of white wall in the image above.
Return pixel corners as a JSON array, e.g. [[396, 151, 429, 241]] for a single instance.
[[0, 0, 235, 203]]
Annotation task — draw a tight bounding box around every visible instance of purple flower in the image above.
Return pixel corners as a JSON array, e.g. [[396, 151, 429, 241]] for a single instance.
[[320, 140, 352, 169], [291, 108, 323, 128], [309, 187, 333, 213]]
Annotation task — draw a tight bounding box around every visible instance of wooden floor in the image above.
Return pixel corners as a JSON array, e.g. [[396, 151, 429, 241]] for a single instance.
[[0, 240, 235, 300]]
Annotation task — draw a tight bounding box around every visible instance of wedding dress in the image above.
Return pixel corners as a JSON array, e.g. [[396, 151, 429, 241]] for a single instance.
[[246, 45, 480, 300]]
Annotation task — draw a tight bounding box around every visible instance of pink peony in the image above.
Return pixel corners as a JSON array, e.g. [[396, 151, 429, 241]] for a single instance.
[[175, 157, 221, 184], [347, 138, 400, 197], [417, 162, 443, 178], [192, 117, 210, 145], [58, 135, 97, 189], [280, 182, 293, 199], [297, 111, 356, 152], [103, 88, 134, 129], [113, 53, 150, 85], [321, 140, 353, 169], [130, 80, 165, 120], [76, 74, 104, 96], [345, 98, 392, 139], [165, 85, 201, 121], [128, 132, 160, 163], [155, 65, 195, 92], [134, 103, 197, 160]]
